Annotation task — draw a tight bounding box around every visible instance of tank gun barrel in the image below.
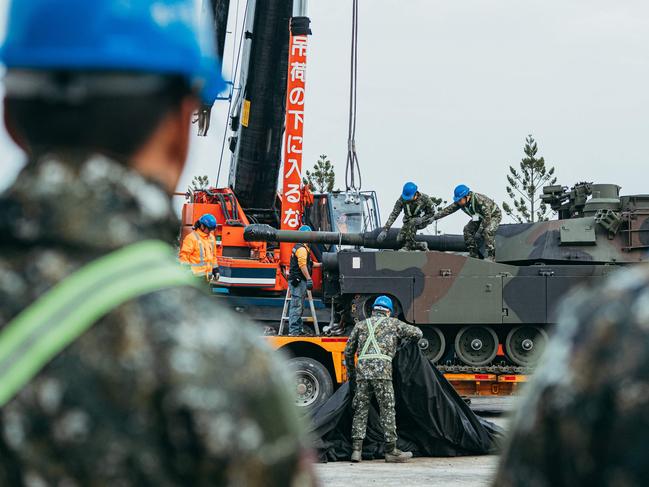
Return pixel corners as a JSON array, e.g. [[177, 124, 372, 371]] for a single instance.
[[243, 224, 467, 251]]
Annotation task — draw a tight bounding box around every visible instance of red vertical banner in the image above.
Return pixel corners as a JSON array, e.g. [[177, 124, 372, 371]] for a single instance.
[[280, 29, 309, 266]]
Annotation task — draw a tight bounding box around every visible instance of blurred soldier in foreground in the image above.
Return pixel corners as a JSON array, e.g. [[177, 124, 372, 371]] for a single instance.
[[427, 184, 501, 261], [0, 0, 312, 485], [344, 296, 423, 463], [494, 266, 649, 486], [378, 182, 436, 251]]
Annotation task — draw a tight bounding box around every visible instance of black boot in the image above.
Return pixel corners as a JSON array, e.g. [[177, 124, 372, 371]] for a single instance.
[[384, 442, 412, 463]]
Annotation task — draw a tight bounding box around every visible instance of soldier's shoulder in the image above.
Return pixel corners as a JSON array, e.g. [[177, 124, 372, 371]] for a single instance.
[[475, 192, 495, 203], [354, 318, 369, 329], [115, 285, 304, 435]]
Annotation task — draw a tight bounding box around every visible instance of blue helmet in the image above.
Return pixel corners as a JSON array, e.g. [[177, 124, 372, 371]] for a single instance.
[[299, 225, 312, 232], [199, 213, 217, 230], [0, 0, 224, 104], [401, 182, 418, 201], [453, 184, 471, 203], [373, 295, 394, 314]]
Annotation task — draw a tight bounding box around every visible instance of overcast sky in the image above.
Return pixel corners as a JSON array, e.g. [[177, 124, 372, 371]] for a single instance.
[[1, 0, 648, 233]]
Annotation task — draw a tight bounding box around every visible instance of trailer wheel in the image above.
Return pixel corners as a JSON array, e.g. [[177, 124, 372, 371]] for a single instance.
[[288, 357, 334, 411]]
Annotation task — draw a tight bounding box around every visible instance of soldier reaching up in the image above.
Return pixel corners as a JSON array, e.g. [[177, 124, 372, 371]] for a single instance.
[[344, 296, 423, 463], [426, 184, 502, 261]]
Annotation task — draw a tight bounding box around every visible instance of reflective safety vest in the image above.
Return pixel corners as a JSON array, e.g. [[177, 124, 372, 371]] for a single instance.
[[0, 240, 198, 407], [358, 316, 393, 362], [180, 230, 217, 276], [403, 199, 423, 219], [461, 193, 479, 218]]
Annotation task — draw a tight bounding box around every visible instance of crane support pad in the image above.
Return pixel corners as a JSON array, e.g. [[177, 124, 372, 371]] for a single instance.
[[308, 343, 504, 460]]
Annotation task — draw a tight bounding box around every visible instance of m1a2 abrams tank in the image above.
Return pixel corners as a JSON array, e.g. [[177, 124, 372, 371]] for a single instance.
[[245, 183, 649, 372]]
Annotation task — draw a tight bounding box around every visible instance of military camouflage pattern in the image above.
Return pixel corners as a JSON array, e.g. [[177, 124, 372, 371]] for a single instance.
[[344, 312, 423, 380], [246, 182, 649, 369], [493, 265, 649, 486], [351, 379, 397, 443], [432, 192, 501, 222], [0, 155, 312, 486], [431, 192, 502, 258], [396, 219, 430, 251], [384, 192, 436, 250], [384, 192, 436, 229], [463, 217, 500, 258]]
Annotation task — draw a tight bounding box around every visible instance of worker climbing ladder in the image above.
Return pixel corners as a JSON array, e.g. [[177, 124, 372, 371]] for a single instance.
[[279, 287, 320, 336]]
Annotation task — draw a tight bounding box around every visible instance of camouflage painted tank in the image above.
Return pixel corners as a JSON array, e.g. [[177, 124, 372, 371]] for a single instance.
[[245, 183, 649, 371]]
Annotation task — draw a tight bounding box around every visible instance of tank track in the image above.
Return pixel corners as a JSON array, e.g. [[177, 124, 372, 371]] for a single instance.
[[436, 364, 535, 375]]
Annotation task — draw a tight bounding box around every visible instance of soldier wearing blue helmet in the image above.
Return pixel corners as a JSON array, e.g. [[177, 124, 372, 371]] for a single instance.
[[0, 1, 313, 485], [427, 184, 502, 261], [378, 182, 437, 251], [344, 295, 422, 463]]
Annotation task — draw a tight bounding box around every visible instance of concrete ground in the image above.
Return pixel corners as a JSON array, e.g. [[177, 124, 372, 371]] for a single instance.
[[314, 415, 509, 487]]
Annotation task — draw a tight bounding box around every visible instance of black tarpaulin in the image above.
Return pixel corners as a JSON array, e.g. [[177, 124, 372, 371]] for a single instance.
[[309, 343, 504, 461]]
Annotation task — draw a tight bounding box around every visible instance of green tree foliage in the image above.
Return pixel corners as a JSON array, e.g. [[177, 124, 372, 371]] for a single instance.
[[503, 135, 557, 223], [303, 154, 336, 193]]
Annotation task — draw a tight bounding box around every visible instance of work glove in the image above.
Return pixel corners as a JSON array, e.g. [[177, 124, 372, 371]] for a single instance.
[[411, 216, 424, 227], [377, 228, 388, 243], [306, 278, 314, 290]]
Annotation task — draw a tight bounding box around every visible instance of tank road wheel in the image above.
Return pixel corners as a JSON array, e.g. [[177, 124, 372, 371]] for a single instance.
[[350, 294, 373, 322], [418, 327, 446, 363], [505, 326, 548, 367], [288, 357, 333, 411], [454, 326, 499, 367]]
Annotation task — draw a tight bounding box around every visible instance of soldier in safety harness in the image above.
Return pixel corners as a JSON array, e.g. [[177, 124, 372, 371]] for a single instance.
[[0, 0, 314, 485], [426, 184, 502, 261], [344, 296, 423, 463], [378, 182, 436, 251], [178, 213, 218, 278]]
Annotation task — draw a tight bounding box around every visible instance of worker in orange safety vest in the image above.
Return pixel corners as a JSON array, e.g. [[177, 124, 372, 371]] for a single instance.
[[179, 213, 218, 278]]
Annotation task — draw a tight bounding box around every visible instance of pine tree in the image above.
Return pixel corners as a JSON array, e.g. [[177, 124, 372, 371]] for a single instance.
[[503, 135, 557, 223], [303, 154, 336, 193]]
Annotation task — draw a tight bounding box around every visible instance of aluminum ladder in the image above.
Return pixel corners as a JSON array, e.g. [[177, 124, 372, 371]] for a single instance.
[[279, 287, 320, 336]]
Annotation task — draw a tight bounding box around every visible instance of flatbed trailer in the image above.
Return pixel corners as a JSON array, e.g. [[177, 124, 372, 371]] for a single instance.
[[265, 335, 528, 410]]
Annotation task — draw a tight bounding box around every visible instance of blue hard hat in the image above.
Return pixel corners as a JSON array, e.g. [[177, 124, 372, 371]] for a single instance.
[[299, 225, 312, 232], [373, 295, 394, 313], [0, 0, 225, 104], [453, 184, 471, 203], [199, 213, 217, 229], [402, 182, 418, 201]]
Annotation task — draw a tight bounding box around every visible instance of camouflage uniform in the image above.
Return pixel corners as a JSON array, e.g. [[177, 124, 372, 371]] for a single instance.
[[384, 192, 436, 251], [432, 192, 501, 258], [493, 265, 649, 487], [0, 155, 313, 486], [344, 311, 422, 444]]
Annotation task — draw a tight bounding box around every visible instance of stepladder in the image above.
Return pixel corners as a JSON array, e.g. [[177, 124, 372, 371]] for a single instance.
[[279, 286, 320, 336]]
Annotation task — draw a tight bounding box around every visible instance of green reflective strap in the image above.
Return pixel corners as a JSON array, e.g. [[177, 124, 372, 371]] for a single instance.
[[358, 317, 392, 362], [0, 240, 198, 407], [462, 194, 478, 217]]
